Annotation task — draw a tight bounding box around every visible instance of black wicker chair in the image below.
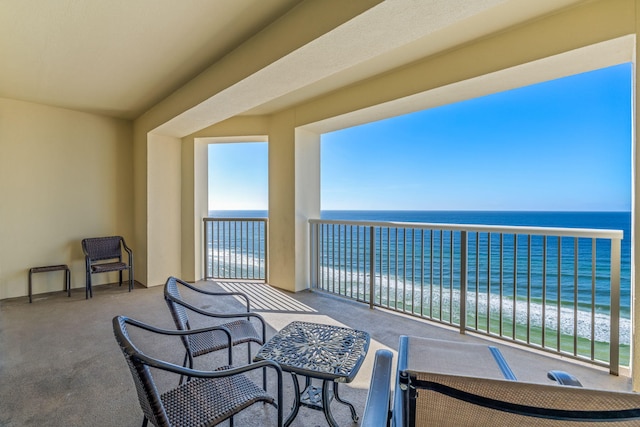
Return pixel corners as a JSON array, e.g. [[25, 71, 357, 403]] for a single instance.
[[82, 236, 133, 298], [113, 316, 283, 427], [163, 276, 265, 378]]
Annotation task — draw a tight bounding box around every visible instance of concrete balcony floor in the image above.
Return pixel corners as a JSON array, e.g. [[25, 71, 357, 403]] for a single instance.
[[0, 280, 633, 426]]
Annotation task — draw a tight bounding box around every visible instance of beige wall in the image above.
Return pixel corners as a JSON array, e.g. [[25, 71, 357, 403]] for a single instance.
[[0, 97, 133, 299]]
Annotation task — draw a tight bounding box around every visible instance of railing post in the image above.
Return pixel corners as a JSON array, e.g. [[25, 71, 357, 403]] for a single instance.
[[369, 226, 375, 309], [309, 221, 316, 289], [459, 230, 468, 335], [264, 219, 269, 283], [610, 237, 621, 376], [203, 218, 208, 279]]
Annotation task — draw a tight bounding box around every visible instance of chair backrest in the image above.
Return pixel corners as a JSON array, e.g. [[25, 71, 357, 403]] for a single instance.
[[164, 276, 191, 332], [82, 236, 123, 261], [112, 316, 169, 427], [401, 371, 640, 426], [393, 335, 640, 426]]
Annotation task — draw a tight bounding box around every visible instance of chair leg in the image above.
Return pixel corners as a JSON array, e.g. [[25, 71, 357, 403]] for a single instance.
[[119, 270, 123, 287], [179, 352, 189, 385], [86, 272, 92, 299]]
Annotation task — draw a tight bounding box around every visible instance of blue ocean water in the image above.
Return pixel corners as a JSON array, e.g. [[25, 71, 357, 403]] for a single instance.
[[209, 209, 631, 317]]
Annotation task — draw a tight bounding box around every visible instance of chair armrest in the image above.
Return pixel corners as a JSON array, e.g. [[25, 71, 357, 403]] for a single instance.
[[137, 351, 281, 379], [166, 294, 266, 342], [120, 237, 133, 264], [547, 370, 583, 387], [361, 349, 393, 427], [174, 277, 251, 311], [116, 316, 234, 363], [121, 315, 232, 338]]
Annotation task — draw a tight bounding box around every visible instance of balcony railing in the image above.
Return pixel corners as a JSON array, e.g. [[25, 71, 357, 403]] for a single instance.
[[203, 217, 268, 280], [309, 219, 624, 375]]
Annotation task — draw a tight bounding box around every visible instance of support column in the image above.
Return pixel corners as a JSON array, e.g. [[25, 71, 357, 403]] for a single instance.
[[295, 127, 321, 290], [268, 112, 320, 292], [181, 136, 208, 282], [147, 132, 182, 286]]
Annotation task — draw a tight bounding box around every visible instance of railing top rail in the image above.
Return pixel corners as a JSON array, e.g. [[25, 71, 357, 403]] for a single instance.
[[308, 218, 623, 240], [204, 217, 268, 222]]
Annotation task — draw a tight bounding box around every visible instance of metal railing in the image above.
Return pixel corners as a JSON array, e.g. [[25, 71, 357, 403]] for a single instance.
[[203, 217, 268, 280], [309, 219, 624, 374]]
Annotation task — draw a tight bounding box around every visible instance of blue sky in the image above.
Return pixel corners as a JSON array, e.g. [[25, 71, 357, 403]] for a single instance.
[[209, 63, 631, 212]]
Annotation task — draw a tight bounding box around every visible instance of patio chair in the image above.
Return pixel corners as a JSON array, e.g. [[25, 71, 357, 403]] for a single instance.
[[113, 315, 283, 427], [382, 335, 640, 426], [163, 276, 265, 377], [82, 236, 133, 298]]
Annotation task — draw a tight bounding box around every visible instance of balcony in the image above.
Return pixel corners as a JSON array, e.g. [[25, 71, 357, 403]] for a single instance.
[[2, 276, 628, 426]]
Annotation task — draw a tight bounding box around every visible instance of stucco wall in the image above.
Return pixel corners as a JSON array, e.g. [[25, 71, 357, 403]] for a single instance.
[[0, 97, 133, 299]]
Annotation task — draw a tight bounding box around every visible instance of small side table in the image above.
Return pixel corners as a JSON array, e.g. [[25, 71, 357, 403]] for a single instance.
[[255, 321, 370, 427], [29, 264, 71, 303]]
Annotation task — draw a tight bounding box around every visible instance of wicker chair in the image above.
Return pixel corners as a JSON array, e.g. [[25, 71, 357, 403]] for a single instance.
[[82, 236, 133, 298], [113, 315, 283, 427], [369, 335, 640, 427], [163, 276, 265, 378]]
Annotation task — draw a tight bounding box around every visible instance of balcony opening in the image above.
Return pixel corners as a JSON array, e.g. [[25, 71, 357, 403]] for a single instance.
[[317, 63, 632, 369], [208, 141, 268, 217], [206, 140, 268, 281]]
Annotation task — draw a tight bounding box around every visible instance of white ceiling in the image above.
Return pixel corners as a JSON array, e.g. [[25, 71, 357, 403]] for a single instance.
[[1, 0, 586, 124]]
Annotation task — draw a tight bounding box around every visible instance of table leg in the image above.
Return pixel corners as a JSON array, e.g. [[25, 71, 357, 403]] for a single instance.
[[322, 380, 339, 427], [284, 373, 301, 427], [334, 382, 359, 422]]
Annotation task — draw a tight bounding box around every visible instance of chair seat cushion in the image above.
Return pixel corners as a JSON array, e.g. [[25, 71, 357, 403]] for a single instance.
[[91, 262, 129, 273], [188, 319, 262, 357], [160, 373, 274, 426]]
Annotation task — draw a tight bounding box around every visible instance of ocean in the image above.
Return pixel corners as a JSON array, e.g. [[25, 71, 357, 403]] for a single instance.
[[209, 210, 631, 359]]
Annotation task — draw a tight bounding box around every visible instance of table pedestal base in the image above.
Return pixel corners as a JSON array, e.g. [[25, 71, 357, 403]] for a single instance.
[[286, 374, 359, 427]]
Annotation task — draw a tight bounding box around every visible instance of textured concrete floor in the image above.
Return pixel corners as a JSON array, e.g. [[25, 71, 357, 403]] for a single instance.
[[0, 280, 633, 426]]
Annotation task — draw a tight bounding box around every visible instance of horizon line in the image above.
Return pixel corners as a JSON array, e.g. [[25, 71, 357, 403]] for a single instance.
[[209, 208, 631, 213]]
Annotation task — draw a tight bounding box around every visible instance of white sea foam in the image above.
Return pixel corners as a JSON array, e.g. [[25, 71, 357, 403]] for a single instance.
[[207, 254, 630, 346], [210, 249, 265, 277], [317, 265, 630, 345]]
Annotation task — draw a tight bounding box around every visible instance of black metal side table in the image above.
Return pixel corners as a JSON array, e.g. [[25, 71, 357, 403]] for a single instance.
[[254, 321, 370, 427], [28, 264, 71, 303]]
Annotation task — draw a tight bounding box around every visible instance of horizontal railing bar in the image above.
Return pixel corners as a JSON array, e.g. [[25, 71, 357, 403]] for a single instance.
[[308, 219, 622, 240], [204, 217, 268, 222]]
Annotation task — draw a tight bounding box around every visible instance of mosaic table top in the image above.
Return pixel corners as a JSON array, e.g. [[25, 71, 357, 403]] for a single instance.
[[254, 321, 370, 382]]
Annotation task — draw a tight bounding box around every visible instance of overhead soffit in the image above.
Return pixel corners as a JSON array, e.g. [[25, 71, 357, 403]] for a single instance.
[[156, 0, 586, 137], [240, 0, 588, 117], [303, 35, 636, 135], [0, 0, 301, 119]]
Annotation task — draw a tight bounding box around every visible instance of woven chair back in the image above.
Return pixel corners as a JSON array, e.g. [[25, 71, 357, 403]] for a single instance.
[[113, 316, 168, 427], [82, 236, 123, 262], [164, 277, 193, 354], [164, 278, 191, 330], [407, 371, 640, 426]]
